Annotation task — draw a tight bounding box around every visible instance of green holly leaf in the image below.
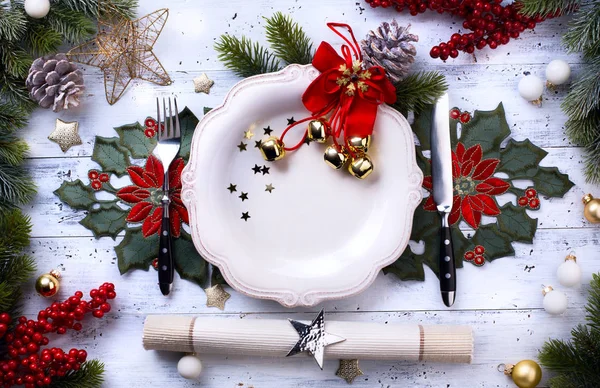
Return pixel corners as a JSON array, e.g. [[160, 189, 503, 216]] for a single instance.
[[53, 179, 96, 210], [415, 147, 430, 175], [409, 204, 438, 239], [203, 107, 213, 115], [459, 103, 511, 158], [79, 203, 128, 239], [91, 136, 131, 177], [178, 107, 200, 161], [471, 224, 515, 261], [173, 230, 207, 286], [497, 139, 548, 176], [412, 104, 433, 150], [383, 247, 426, 281], [114, 121, 157, 159], [211, 266, 228, 285], [496, 203, 538, 243], [530, 166, 575, 197], [115, 228, 158, 274]]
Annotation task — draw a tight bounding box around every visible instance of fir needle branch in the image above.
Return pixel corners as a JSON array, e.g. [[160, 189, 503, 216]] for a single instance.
[[392, 71, 448, 115], [47, 4, 97, 43], [563, 1, 600, 56], [561, 56, 600, 122], [516, 0, 580, 17], [264, 12, 313, 65], [49, 360, 105, 388], [0, 7, 27, 42], [215, 34, 281, 77]]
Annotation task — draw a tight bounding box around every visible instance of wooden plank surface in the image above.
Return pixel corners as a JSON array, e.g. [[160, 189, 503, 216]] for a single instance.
[[19, 0, 593, 386]]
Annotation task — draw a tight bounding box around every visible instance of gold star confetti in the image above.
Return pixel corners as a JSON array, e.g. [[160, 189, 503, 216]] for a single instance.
[[265, 184, 275, 193], [244, 129, 255, 139], [336, 359, 363, 384], [193, 73, 214, 94], [48, 119, 82, 152], [204, 284, 230, 310]]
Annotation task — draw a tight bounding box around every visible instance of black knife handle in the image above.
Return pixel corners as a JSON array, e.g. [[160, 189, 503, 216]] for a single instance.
[[439, 216, 456, 307], [158, 207, 173, 296]]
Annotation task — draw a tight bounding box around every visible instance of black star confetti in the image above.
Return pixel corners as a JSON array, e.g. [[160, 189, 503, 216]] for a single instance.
[[303, 135, 311, 146], [252, 164, 262, 174], [227, 184, 237, 193], [263, 126, 273, 136], [287, 117, 296, 125], [265, 184, 275, 193], [239, 192, 248, 201], [237, 142, 247, 152], [241, 212, 251, 221], [261, 165, 270, 175], [254, 140, 262, 148]]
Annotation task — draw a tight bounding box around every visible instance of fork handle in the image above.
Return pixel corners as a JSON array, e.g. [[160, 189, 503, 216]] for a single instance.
[[158, 200, 174, 295]]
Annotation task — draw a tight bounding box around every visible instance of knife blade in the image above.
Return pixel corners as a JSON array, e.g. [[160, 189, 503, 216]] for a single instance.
[[431, 93, 456, 307]]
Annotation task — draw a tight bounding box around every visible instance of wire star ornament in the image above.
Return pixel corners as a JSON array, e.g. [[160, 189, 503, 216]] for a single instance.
[[67, 2, 172, 105], [286, 309, 345, 369]]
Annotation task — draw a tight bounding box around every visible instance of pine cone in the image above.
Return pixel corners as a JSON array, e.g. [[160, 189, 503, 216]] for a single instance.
[[361, 20, 418, 84], [26, 53, 85, 112]]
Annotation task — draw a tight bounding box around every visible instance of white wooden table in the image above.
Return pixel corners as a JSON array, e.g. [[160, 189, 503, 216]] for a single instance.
[[20, 1, 596, 386]]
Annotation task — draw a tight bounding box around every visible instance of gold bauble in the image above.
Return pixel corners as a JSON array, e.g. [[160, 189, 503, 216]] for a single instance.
[[348, 154, 374, 179], [307, 119, 328, 143], [35, 270, 61, 297], [259, 136, 285, 161], [506, 360, 542, 388], [583, 194, 600, 223], [324, 145, 348, 170], [347, 135, 371, 153]]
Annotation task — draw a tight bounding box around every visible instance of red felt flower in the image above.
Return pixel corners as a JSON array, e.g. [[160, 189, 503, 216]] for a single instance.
[[116, 155, 188, 238], [423, 142, 509, 229]]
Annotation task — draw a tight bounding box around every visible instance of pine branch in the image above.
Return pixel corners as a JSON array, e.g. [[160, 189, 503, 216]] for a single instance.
[[517, 0, 580, 17], [0, 138, 28, 166], [0, 42, 32, 79], [50, 360, 105, 388], [561, 57, 600, 122], [0, 161, 37, 210], [47, 4, 96, 43], [563, 2, 600, 56], [25, 23, 63, 55], [264, 12, 313, 65], [56, 0, 138, 19], [391, 71, 448, 116], [565, 110, 600, 146], [0, 7, 27, 42], [586, 272, 600, 330], [0, 72, 35, 112], [215, 34, 281, 77], [0, 102, 30, 135]]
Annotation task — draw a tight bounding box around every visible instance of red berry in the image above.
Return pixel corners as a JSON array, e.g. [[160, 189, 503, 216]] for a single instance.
[[144, 128, 156, 138], [77, 350, 87, 362], [474, 255, 485, 266], [91, 180, 102, 190], [526, 188, 537, 198], [92, 310, 104, 319], [107, 291, 116, 299], [144, 118, 157, 129], [459, 111, 471, 123], [529, 198, 540, 209], [464, 251, 475, 261], [73, 323, 82, 331], [430, 46, 441, 58], [488, 40, 498, 49], [450, 49, 459, 58], [88, 170, 99, 180], [450, 108, 461, 120], [98, 173, 109, 183], [465, 44, 475, 54], [476, 39, 487, 49], [474, 245, 485, 255], [100, 303, 111, 313], [518, 196, 529, 206], [0, 313, 10, 324]]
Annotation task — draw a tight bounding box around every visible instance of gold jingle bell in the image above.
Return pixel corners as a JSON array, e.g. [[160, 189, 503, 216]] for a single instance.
[[348, 154, 374, 179], [583, 193, 600, 223], [35, 269, 61, 297], [347, 135, 371, 153], [504, 360, 542, 388], [260, 136, 285, 161], [324, 145, 348, 170], [307, 119, 329, 143]]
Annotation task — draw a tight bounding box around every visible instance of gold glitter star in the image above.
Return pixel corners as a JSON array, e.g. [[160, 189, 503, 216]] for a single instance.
[[193, 73, 214, 94], [204, 284, 230, 310], [244, 129, 255, 139], [265, 184, 275, 193], [48, 119, 82, 152], [336, 359, 363, 384]]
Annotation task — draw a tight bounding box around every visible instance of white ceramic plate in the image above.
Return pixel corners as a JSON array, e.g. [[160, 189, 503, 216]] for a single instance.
[[181, 64, 422, 307]]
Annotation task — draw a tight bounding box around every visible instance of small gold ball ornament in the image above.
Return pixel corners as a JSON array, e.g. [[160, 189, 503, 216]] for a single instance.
[[504, 360, 542, 388], [307, 119, 329, 143], [347, 135, 371, 153], [35, 270, 61, 297], [259, 136, 285, 161], [348, 154, 374, 179], [583, 194, 600, 223], [324, 145, 348, 170]]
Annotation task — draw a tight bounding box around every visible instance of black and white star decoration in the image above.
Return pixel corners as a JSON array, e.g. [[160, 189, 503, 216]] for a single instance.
[[286, 309, 345, 369]]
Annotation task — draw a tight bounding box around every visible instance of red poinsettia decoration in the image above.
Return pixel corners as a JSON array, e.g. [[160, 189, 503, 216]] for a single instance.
[[116, 155, 189, 237], [423, 142, 510, 229]]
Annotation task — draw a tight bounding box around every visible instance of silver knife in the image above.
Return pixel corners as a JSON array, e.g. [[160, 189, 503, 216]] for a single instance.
[[431, 93, 456, 307]]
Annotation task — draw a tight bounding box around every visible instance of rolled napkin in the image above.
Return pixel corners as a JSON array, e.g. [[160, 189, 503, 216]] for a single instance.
[[143, 315, 473, 363]]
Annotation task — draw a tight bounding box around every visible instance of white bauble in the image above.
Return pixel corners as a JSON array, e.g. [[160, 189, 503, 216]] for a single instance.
[[557, 260, 581, 287], [177, 354, 203, 380], [24, 0, 50, 18], [543, 288, 568, 315], [518, 75, 544, 102], [546, 59, 571, 85]]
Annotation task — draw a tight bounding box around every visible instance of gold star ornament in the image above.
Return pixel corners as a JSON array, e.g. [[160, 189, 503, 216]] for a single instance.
[[49, 119, 82, 152], [193, 73, 214, 94], [204, 284, 230, 310], [67, 2, 171, 105], [336, 359, 363, 384]]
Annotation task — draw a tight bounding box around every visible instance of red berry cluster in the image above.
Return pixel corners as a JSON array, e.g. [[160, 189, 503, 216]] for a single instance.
[[88, 170, 110, 191], [0, 283, 116, 388], [363, 0, 555, 60], [450, 108, 471, 123], [464, 244, 485, 266], [144, 118, 159, 138], [518, 187, 540, 209]]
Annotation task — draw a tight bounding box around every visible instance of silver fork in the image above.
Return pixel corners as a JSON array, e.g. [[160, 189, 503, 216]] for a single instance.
[[155, 97, 181, 295]]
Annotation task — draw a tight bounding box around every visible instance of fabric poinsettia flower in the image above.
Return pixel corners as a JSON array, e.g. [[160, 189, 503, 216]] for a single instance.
[[116, 155, 189, 238], [422, 142, 510, 229]]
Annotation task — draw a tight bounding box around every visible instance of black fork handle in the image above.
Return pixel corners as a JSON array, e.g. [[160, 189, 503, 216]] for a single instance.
[[158, 194, 174, 295]]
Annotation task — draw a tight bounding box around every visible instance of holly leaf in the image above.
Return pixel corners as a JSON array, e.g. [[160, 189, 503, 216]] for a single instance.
[[497, 139, 547, 176], [459, 103, 511, 158], [411, 104, 433, 149], [54, 179, 96, 210], [178, 107, 200, 161], [114, 121, 157, 159], [383, 246, 426, 281], [409, 204, 438, 240], [203, 107, 213, 115], [415, 147, 430, 175], [211, 266, 228, 285], [496, 203, 538, 243], [91, 136, 131, 177], [173, 231, 207, 286], [115, 228, 158, 274], [530, 166, 574, 197], [471, 224, 515, 261], [79, 203, 128, 239]]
